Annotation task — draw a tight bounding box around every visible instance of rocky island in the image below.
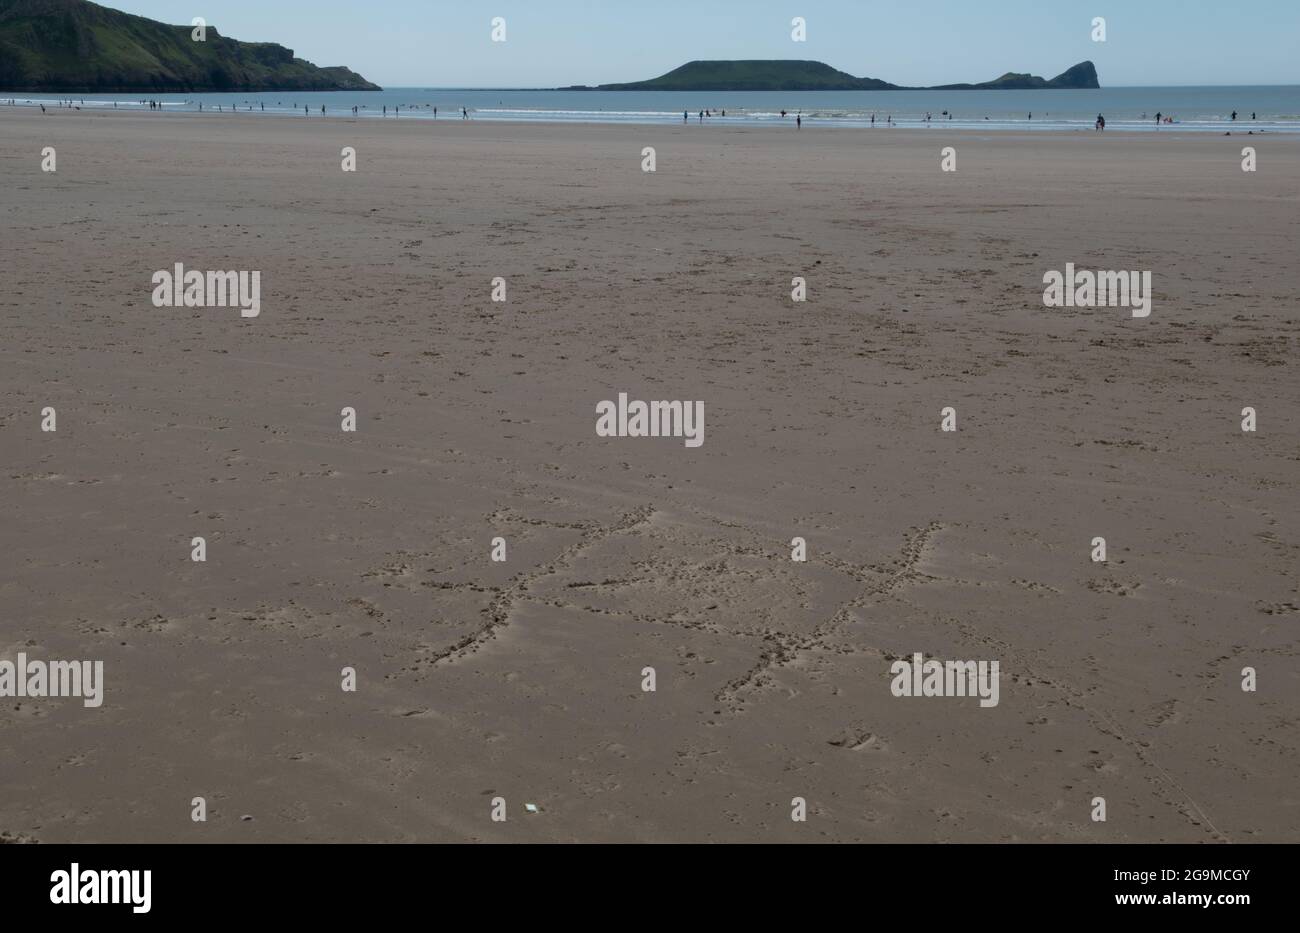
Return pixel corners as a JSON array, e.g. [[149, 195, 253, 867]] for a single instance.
[[564, 59, 1099, 92]]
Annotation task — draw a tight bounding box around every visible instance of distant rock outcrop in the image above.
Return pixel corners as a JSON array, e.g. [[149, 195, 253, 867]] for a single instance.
[[572, 59, 1100, 92], [930, 61, 1100, 90], [0, 0, 380, 92]]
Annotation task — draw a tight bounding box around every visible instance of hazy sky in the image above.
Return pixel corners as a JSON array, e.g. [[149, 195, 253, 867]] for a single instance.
[[110, 1, 1300, 88]]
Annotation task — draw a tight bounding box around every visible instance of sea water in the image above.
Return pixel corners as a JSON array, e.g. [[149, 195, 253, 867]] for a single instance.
[[6, 85, 1298, 132]]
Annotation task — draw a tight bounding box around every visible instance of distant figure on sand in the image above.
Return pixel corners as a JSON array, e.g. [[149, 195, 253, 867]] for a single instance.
[[463, 107, 469, 119], [684, 111, 688, 123], [796, 114, 801, 129], [1095, 113, 1105, 130], [1155, 112, 1162, 127]]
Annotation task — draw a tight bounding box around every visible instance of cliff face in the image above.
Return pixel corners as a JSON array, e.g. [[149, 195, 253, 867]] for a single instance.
[[0, 0, 380, 92], [592, 59, 1100, 92], [1047, 60, 1102, 89]]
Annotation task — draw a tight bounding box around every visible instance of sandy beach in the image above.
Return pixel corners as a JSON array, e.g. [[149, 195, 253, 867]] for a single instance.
[[1, 109, 1296, 843]]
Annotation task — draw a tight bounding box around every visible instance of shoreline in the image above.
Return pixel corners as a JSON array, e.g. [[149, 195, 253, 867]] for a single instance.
[[5, 105, 1297, 138]]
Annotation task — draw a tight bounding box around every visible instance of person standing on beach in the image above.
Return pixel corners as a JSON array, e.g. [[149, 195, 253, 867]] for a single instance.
[[1095, 113, 1105, 130], [463, 107, 469, 119], [1155, 111, 1162, 127], [1231, 110, 1238, 121], [796, 114, 801, 129]]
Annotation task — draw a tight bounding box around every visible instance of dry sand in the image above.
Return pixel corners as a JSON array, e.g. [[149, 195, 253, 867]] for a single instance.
[[1, 110, 1297, 842]]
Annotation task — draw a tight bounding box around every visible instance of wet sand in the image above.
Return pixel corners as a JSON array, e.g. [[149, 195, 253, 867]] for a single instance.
[[1, 109, 1297, 842]]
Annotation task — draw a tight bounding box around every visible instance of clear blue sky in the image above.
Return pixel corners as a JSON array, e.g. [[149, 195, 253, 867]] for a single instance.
[[110, 0, 1300, 88]]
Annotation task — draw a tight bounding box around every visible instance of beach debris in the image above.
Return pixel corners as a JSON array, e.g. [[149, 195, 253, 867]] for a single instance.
[[524, 803, 540, 814]]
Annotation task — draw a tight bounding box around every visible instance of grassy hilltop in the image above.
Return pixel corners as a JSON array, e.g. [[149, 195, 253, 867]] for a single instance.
[[0, 0, 380, 92]]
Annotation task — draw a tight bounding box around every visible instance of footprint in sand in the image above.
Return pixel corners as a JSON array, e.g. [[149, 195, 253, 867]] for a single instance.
[[828, 729, 890, 752]]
